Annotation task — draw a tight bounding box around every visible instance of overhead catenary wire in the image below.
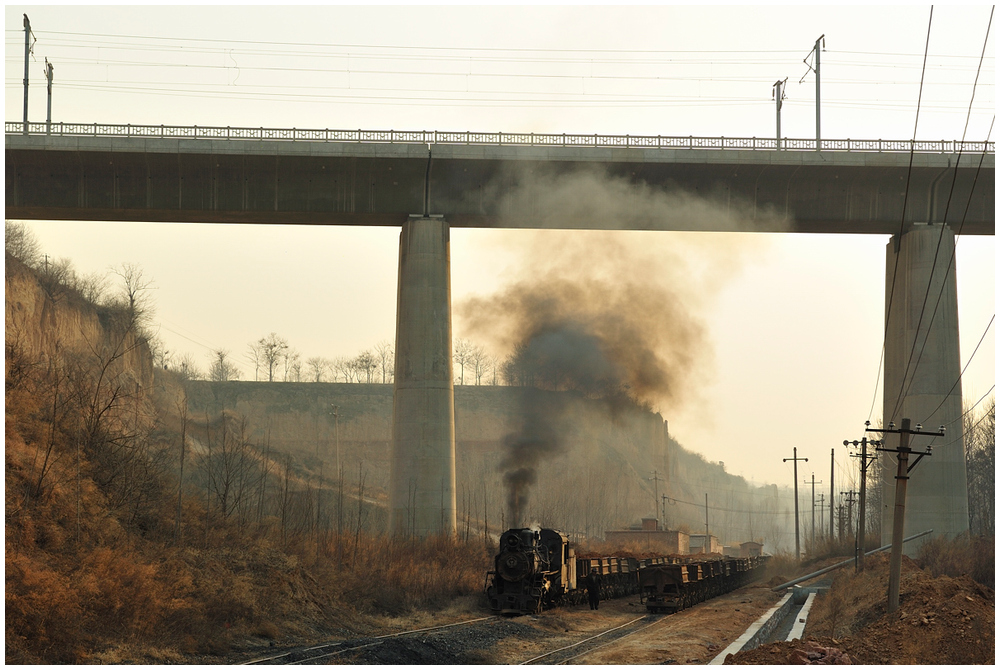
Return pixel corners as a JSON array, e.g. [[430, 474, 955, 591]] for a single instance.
[[8, 80, 991, 113], [15, 28, 997, 58], [7, 29, 995, 66], [6, 24, 993, 117]]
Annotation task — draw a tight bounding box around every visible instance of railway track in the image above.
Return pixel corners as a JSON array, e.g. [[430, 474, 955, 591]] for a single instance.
[[519, 613, 664, 665], [242, 616, 495, 665]]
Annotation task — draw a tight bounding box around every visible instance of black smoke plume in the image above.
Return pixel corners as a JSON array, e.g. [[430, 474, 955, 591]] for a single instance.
[[458, 166, 774, 527]]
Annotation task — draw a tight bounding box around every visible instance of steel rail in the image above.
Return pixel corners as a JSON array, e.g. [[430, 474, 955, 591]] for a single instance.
[[555, 615, 668, 664], [518, 615, 649, 665], [242, 615, 494, 665], [769, 529, 934, 592], [4, 121, 994, 154]]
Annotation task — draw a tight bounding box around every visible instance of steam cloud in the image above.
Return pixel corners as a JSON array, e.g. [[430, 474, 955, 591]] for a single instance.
[[457, 165, 779, 527]]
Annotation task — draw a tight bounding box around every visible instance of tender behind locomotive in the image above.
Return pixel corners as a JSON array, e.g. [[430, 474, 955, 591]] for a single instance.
[[487, 528, 576, 614]]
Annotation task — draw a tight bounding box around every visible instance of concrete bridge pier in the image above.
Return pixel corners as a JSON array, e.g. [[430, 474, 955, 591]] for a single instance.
[[881, 224, 969, 554], [389, 216, 457, 537]]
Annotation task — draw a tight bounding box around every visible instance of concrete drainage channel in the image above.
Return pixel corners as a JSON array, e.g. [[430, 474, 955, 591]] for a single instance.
[[711, 532, 935, 663], [709, 585, 825, 665]]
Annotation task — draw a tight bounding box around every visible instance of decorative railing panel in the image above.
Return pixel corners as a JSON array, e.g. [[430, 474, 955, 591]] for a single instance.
[[5, 121, 994, 154]]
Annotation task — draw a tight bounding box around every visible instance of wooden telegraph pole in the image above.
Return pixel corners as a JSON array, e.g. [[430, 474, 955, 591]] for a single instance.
[[783, 447, 808, 559], [829, 449, 835, 543], [866, 418, 942, 613], [804, 473, 823, 553], [844, 429, 881, 573]]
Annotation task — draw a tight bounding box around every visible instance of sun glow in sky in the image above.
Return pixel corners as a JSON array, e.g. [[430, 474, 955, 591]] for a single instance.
[[5, 4, 995, 489]]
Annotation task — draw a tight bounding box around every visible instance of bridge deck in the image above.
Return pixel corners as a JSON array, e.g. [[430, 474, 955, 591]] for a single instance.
[[6, 130, 994, 234]]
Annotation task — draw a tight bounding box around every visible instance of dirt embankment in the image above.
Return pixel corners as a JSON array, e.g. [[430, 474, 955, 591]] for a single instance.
[[726, 553, 994, 664]]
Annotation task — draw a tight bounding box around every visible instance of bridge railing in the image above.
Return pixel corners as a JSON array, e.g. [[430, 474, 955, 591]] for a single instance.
[[5, 121, 994, 154]]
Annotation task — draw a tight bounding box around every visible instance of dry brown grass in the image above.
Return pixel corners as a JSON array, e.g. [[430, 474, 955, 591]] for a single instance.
[[5, 259, 503, 664], [916, 533, 994, 589], [311, 533, 493, 616]]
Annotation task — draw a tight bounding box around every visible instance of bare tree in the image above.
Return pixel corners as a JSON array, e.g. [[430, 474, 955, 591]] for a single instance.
[[37, 257, 75, 303], [174, 353, 203, 381], [280, 454, 293, 547], [332, 356, 354, 383], [149, 336, 172, 371], [966, 397, 995, 537], [454, 338, 474, 385], [356, 350, 377, 383], [109, 263, 156, 337], [5, 220, 42, 266], [246, 341, 263, 381], [283, 348, 301, 382], [69, 264, 161, 531], [470, 344, 489, 385], [77, 270, 109, 304], [252, 333, 289, 382], [374, 340, 394, 384], [174, 393, 189, 544], [209, 349, 241, 382], [306, 357, 330, 382], [488, 354, 501, 385], [203, 412, 256, 524]]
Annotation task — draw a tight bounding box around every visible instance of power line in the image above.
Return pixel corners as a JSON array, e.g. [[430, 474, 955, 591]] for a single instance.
[[662, 494, 796, 517], [939, 384, 996, 429], [11, 54, 992, 90], [889, 10, 994, 422], [34, 82, 786, 108], [930, 390, 996, 449], [9, 79, 990, 113], [874, 6, 935, 425], [918, 313, 995, 425]]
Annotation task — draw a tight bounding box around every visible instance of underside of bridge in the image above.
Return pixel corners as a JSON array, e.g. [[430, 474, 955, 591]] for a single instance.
[[5, 135, 993, 540]]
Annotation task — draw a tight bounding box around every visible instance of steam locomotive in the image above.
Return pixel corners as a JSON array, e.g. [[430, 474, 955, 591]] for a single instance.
[[486, 527, 768, 615]]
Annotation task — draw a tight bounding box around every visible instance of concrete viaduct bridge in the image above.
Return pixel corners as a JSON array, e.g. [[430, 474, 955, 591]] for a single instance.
[[5, 123, 995, 551]]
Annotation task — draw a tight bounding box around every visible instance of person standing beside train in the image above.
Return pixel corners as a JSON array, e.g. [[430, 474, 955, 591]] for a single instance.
[[584, 568, 602, 610]]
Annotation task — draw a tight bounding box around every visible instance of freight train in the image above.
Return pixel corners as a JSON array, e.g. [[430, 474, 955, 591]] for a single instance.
[[485, 527, 768, 615]]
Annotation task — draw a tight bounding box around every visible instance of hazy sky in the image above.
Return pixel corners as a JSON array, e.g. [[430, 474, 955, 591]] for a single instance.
[[5, 4, 995, 490]]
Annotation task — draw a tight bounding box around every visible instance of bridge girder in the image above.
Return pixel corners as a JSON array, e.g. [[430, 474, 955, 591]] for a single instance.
[[5, 136, 994, 235]]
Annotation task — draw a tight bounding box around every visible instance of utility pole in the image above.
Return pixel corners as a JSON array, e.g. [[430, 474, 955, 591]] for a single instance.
[[804, 474, 823, 552], [704, 493, 710, 554], [830, 448, 835, 544], [23, 14, 33, 133], [648, 470, 664, 526], [800, 35, 825, 150], [817, 494, 827, 540], [845, 429, 881, 573], [772, 78, 787, 149], [867, 418, 942, 614], [331, 405, 340, 475], [783, 447, 808, 559], [841, 490, 857, 543], [44, 57, 53, 134]]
